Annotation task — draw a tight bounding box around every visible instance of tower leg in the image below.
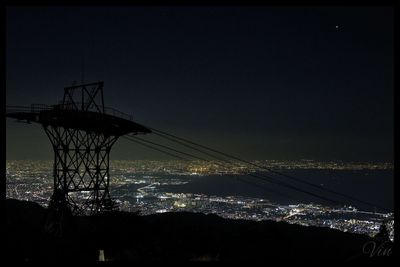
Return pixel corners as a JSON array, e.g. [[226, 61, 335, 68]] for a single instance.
[[43, 125, 118, 215]]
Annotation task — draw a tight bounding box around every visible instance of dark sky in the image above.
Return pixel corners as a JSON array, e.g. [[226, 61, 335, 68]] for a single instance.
[[6, 6, 394, 161]]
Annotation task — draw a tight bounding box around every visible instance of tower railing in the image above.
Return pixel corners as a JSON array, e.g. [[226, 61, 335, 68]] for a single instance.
[[6, 104, 52, 113], [6, 103, 133, 122]]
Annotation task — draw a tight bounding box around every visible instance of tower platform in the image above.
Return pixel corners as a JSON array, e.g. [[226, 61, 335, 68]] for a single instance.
[[6, 81, 151, 215]]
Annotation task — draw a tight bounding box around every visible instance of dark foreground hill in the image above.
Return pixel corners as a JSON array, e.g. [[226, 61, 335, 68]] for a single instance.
[[5, 199, 394, 263]]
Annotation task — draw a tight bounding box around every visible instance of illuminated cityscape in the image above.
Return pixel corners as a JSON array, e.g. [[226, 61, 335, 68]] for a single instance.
[[5, 6, 394, 263], [6, 159, 394, 242]]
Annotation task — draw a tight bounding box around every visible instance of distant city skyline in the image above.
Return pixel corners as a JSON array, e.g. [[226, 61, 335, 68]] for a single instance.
[[6, 6, 394, 161]]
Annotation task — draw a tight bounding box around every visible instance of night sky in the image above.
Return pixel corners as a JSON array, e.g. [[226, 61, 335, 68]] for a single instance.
[[6, 6, 394, 161]]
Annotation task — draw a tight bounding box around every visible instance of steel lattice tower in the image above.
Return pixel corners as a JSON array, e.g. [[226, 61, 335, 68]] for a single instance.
[[6, 81, 151, 215]]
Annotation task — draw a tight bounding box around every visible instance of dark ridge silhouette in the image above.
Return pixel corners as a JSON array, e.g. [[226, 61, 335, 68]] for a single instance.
[[6, 199, 393, 263]]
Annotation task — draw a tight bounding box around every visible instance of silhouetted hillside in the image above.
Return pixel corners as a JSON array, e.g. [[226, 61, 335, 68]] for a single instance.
[[5, 199, 393, 263]]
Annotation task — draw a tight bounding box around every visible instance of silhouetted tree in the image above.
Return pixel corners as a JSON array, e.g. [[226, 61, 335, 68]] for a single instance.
[[375, 222, 390, 243]]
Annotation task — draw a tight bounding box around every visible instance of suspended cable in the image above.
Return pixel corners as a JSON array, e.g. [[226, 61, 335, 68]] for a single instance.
[[126, 135, 347, 206], [122, 136, 190, 161], [147, 132, 229, 163], [129, 136, 210, 162], [123, 135, 302, 203], [146, 127, 390, 212]]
